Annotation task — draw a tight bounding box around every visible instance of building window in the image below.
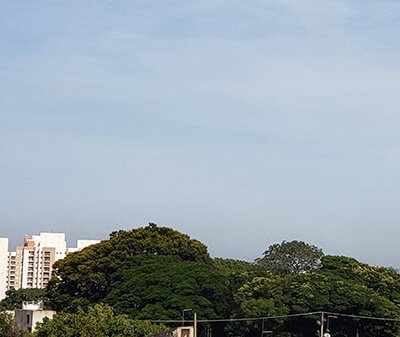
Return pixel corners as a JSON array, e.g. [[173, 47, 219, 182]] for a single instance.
[[26, 314, 30, 324]]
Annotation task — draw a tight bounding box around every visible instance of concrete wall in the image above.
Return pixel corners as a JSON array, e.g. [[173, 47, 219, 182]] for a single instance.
[[33, 233, 67, 260], [32, 310, 55, 332], [77, 239, 100, 250], [15, 309, 55, 332]]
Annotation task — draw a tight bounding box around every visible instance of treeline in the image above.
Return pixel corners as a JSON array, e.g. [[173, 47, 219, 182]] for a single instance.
[[1, 224, 400, 337]]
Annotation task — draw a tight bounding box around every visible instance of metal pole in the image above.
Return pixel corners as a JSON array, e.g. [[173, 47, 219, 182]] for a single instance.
[[194, 312, 197, 337], [261, 319, 265, 337], [320, 312, 324, 337], [182, 309, 192, 327]]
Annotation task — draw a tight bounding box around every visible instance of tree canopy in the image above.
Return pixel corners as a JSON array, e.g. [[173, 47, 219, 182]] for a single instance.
[[256, 240, 324, 274], [0, 288, 47, 311], [48, 224, 231, 321], [226, 255, 400, 337], [41, 227, 400, 337], [105, 255, 231, 320]]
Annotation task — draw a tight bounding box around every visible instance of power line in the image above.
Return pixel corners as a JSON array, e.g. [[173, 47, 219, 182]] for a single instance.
[[150, 312, 321, 323], [149, 311, 400, 324], [324, 311, 400, 323], [198, 312, 322, 323]]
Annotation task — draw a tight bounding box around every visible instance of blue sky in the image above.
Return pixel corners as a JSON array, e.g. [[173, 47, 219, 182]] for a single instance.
[[1, 0, 400, 266]]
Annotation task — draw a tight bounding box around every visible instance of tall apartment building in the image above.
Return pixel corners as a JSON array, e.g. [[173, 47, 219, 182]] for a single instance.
[[0, 233, 100, 300], [0, 238, 9, 300]]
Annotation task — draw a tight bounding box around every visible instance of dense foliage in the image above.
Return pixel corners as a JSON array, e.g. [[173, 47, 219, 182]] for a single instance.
[[47, 225, 209, 307], [26, 226, 400, 337], [105, 255, 231, 320], [35, 304, 166, 337], [0, 289, 47, 311], [48, 224, 231, 322], [256, 240, 324, 274], [0, 312, 29, 337], [227, 255, 400, 337]]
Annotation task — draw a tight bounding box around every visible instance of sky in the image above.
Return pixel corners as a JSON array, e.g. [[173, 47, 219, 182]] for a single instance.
[[1, 0, 400, 266]]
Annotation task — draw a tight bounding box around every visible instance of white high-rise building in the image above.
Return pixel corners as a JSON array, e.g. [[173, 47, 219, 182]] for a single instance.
[[0, 238, 9, 300], [0, 233, 100, 300]]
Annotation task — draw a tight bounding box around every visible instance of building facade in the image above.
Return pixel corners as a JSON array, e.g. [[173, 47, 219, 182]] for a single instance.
[[14, 301, 56, 332], [0, 233, 100, 300], [149, 327, 194, 337], [0, 238, 9, 300]]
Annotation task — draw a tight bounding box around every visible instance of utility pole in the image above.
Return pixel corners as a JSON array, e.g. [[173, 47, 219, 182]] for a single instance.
[[320, 312, 324, 337], [194, 312, 197, 337]]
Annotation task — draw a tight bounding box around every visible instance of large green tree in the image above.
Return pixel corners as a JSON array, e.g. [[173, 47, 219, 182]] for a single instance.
[[256, 240, 324, 274], [48, 224, 231, 325], [105, 255, 231, 320]]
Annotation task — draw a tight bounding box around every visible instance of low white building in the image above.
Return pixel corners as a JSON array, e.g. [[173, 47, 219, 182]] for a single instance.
[[149, 327, 194, 337], [67, 239, 100, 254], [14, 301, 55, 332]]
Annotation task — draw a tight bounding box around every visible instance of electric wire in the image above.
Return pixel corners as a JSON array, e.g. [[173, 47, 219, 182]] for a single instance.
[[149, 311, 400, 324]]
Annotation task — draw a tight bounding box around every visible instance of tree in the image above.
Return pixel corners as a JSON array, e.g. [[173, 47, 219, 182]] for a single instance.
[[0, 312, 30, 337], [47, 225, 231, 329], [256, 240, 323, 274], [227, 273, 289, 337], [320, 255, 400, 306], [48, 224, 211, 311], [228, 256, 400, 337], [0, 288, 47, 311], [213, 258, 260, 276], [35, 304, 166, 337], [280, 271, 400, 337], [104, 255, 231, 320]]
